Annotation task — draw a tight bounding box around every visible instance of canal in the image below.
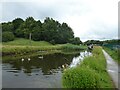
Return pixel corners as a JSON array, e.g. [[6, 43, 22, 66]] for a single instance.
[[2, 51, 91, 88]]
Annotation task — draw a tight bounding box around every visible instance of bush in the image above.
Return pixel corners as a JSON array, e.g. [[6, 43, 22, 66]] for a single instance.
[[2, 32, 15, 42], [70, 37, 82, 45], [62, 67, 100, 88]]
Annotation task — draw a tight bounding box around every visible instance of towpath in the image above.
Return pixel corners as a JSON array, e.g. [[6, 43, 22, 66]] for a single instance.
[[102, 50, 119, 89]]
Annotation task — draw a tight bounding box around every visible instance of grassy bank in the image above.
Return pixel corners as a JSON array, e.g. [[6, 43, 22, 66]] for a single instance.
[[103, 47, 120, 64], [2, 38, 86, 55], [62, 46, 114, 88]]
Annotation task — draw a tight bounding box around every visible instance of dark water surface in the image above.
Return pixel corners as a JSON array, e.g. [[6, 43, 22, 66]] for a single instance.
[[2, 51, 91, 88]]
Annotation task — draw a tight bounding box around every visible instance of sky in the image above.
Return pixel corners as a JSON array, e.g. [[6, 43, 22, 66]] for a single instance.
[[0, 0, 119, 42]]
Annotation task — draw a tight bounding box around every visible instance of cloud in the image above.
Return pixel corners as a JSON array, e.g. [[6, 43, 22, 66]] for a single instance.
[[1, 0, 119, 41]]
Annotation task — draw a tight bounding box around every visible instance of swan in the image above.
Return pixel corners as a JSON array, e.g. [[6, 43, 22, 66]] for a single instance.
[[38, 56, 43, 59], [28, 58, 31, 61], [21, 58, 24, 61]]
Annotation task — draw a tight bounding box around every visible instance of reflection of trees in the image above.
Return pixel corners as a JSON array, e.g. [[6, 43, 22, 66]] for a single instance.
[[73, 53, 80, 58], [39, 53, 74, 74], [3, 53, 79, 75]]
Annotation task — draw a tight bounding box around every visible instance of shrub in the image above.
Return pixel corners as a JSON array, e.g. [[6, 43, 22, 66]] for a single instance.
[[2, 32, 15, 42], [70, 37, 82, 45], [62, 67, 100, 88]]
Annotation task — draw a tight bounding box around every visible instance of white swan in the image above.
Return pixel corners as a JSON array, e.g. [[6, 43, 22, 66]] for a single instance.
[[38, 56, 43, 59], [28, 58, 31, 61], [21, 58, 24, 61]]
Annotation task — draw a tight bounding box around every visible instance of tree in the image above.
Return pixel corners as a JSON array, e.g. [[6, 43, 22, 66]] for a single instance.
[[42, 17, 60, 42], [12, 18, 24, 35], [70, 37, 82, 45], [42, 18, 75, 44], [2, 32, 15, 42], [32, 20, 43, 41], [15, 17, 36, 39], [84, 40, 103, 45], [2, 22, 14, 32], [61, 23, 74, 43]]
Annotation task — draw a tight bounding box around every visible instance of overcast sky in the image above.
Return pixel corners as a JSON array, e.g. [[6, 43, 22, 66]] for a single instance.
[[0, 0, 119, 41]]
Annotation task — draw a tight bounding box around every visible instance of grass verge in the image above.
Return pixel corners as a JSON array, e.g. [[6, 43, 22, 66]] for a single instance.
[[103, 47, 120, 64], [62, 46, 114, 88]]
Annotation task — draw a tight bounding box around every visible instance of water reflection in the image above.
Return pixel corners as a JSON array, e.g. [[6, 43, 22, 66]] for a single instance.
[[70, 51, 92, 68], [2, 51, 91, 88], [2, 53, 79, 75]]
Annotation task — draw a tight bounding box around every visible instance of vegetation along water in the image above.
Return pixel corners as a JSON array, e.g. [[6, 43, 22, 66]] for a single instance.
[[62, 46, 114, 88]]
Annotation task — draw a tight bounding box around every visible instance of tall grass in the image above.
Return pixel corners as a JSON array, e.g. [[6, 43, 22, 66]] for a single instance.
[[62, 46, 114, 88], [61, 43, 86, 51]]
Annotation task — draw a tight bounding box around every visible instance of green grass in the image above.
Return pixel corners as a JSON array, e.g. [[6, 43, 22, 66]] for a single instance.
[[2, 38, 52, 46], [103, 47, 120, 64], [62, 66, 100, 88], [2, 38, 86, 55], [62, 46, 114, 88]]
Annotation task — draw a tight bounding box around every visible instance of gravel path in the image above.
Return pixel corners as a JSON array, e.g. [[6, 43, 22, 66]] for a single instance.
[[102, 49, 119, 89]]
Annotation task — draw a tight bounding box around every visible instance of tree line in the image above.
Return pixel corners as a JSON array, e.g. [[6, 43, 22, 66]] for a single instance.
[[84, 39, 120, 46], [2, 17, 82, 45]]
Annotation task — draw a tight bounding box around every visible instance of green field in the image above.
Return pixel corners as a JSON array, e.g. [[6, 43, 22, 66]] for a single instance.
[[2, 38, 86, 55], [103, 47, 120, 64], [62, 46, 114, 88]]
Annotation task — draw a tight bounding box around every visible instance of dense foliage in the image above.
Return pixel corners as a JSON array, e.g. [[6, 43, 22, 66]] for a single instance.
[[2, 32, 15, 42], [2, 17, 82, 44]]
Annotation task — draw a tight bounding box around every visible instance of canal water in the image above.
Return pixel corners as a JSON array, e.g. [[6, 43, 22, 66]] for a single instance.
[[2, 51, 92, 88]]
